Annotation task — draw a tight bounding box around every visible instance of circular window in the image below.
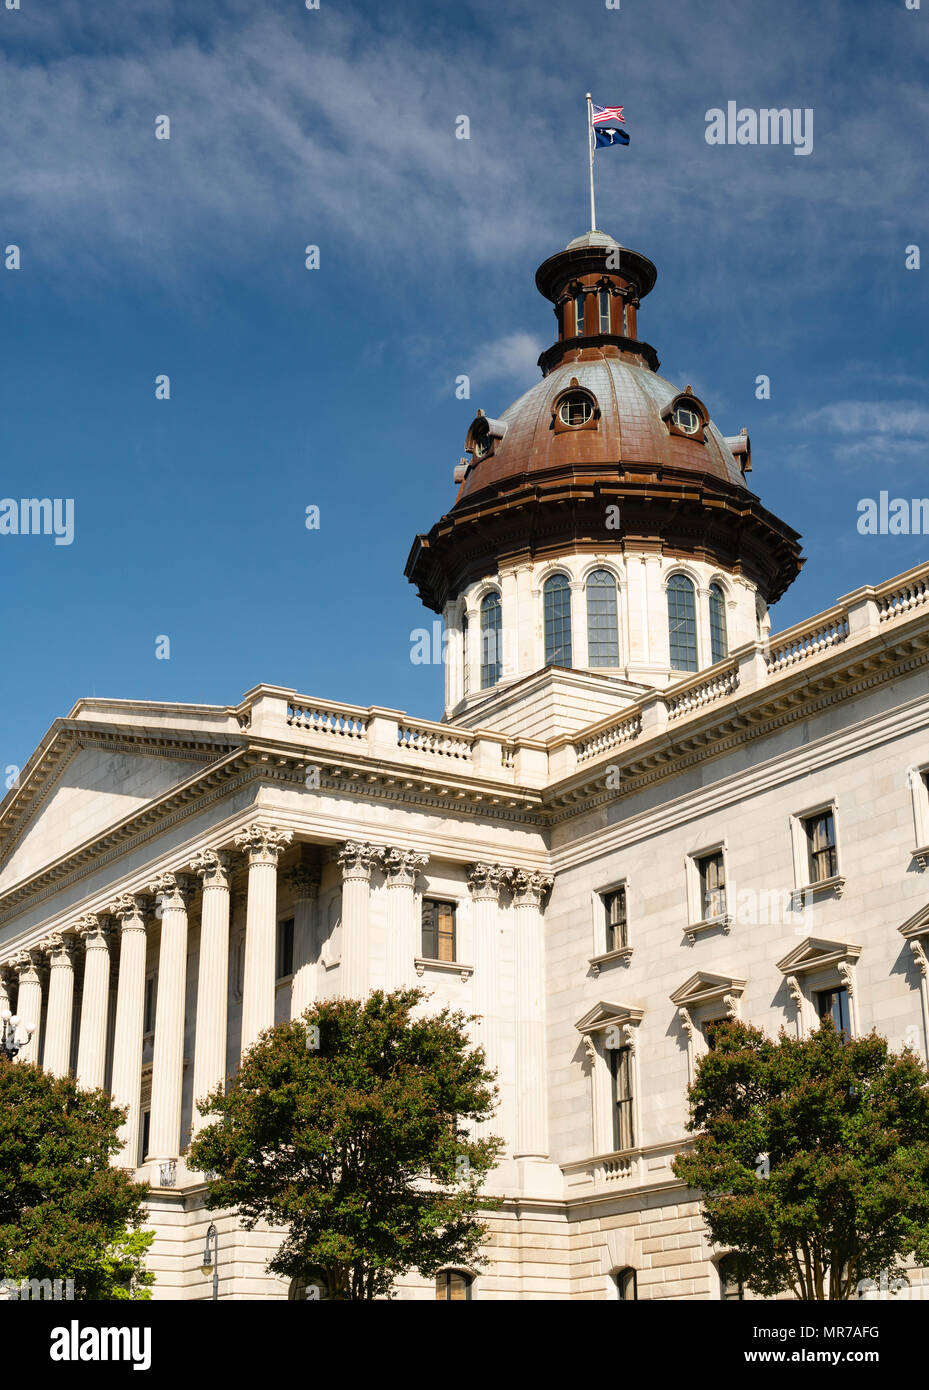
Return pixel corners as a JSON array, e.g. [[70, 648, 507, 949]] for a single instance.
[[672, 404, 701, 435], [558, 392, 594, 427], [472, 432, 491, 458]]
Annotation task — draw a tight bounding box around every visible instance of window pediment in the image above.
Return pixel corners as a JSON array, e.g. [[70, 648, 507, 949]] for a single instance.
[[775, 936, 861, 979], [575, 1001, 644, 1035], [669, 971, 745, 1013]]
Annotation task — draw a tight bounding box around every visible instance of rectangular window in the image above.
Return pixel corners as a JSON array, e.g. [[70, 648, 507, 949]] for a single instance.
[[610, 1045, 635, 1151], [462, 615, 470, 697], [604, 887, 628, 953], [804, 810, 837, 883], [422, 899, 456, 962], [575, 292, 585, 336], [816, 986, 850, 1039], [139, 1109, 151, 1166], [143, 973, 157, 1036], [697, 851, 726, 920], [598, 289, 611, 334], [276, 917, 295, 979], [703, 1016, 727, 1050]]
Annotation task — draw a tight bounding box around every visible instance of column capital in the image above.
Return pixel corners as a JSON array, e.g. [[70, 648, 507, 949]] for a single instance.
[[467, 862, 514, 902], [42, 931, 77, 966], [12, 948, 44, 978], [511, 869, 554, 908], [284, 863, 321, 899], [383, 847, 429, 886], [337, 840, 384, 881], [75, 912, 111, 948], [189, 848, 234, 890], [108, 892, 153, 926], [148, 872, 197, 910], [234, 824, 294, 866]]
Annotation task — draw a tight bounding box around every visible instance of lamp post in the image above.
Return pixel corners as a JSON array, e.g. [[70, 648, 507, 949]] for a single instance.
[[201, 1223, 219, 1301], [0, 1011, 33, 1061]]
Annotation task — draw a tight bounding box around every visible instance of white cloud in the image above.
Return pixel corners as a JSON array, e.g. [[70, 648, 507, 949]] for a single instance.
[[798, 400, 929, 466], [467, 332, 542, 393]]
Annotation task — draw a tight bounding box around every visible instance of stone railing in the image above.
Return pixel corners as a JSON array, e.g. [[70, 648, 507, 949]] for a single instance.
[[575, 712, 643, 764], [764, 612, 849, 675], [396, 721, 473, 760], [878, 572, 929, 623], [666, 662, 740, 721], [287, 701, 368, 740]]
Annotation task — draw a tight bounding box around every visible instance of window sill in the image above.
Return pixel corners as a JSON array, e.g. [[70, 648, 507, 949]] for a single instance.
[[685, 914, 732, 945], [792, 874, 846, 905], [589, 947, 633, 976], [414, 957, 473, 983]]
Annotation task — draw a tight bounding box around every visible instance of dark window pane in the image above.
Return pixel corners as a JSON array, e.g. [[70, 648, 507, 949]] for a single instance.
[[436, 1270, 472, 1301], [817, 986, 850, 1040], [586, 569, 619, 667], [276, 918, 294, 979], [805, 811, 837, 882], [617, 1267, 637, 1300], [698, 851, 726, 919], [667, 575, 698, 672], [605, 888, 627, 952], [610, 1046, 635, 1151], [719, 1254, 744, 1300], [422, 899, 456, 961], [709, 583, 728, 663], [544, 574, 573, 667], [480, 592, 502, 689]]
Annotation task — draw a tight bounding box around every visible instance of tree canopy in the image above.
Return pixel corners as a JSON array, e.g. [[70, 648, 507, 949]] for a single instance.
[[0, 1058, 153, 1299], [188, 988, 503, 1300], [672, 1019, 929, 1299]]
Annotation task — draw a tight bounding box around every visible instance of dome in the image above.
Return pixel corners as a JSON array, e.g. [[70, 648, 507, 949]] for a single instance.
[[455, 356, 748, 503], [406, 231, 803, 615]]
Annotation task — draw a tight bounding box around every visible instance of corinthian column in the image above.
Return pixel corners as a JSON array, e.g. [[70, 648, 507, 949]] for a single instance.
[[147, 872, 195, 1169], [337, 841, 383, 998], [108, 894, 151, 1166], [467, 863, 511, 1139], [12, 950, 43, 1064], [75, 915, 111, 1089], [286, 863, 321, 1018], [236, 825, 293, 1054], [189, 849, 233, 1131], [512, 869, 553, 1160], [42, 932, 76, 1077], [383, 848, 429, 990]]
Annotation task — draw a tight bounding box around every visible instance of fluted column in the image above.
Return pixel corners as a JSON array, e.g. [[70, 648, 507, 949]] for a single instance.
[[12, 950, 43, 1064], [75, 915, 111, 1090], [108, 894, 151, 1165], [148, 872, 195, 1167], [467, 863, 511, 1140], [384, 848, 429, 989], [0, 966, 12, 1023], [236, 825, 293, 1054], [42, 932, 76, 1077], [189, 849, 233, 1131], [287, 863, 321, 1018], [512, 869, 553, 1160], [337, 841, 383, 997]]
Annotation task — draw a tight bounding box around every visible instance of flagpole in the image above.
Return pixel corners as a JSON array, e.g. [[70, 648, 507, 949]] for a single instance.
[[586, 92, 596, 232]]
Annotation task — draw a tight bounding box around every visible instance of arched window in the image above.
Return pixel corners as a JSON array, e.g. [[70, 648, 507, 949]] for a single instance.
[[289, 1270, 330, 1300], [615, 1267, 638, 1300], [543, 573, 572, 667], [461, 613, 469, 697], [667, 574, 698, 672], [709, 583, 728, 663], [435, 1270, 473, 1301], [586, 569, 619, 667], [480, 591, 502, 689]]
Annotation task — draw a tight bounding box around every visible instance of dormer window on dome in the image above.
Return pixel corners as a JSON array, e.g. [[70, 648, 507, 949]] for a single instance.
[[661, 388, 708, 443], [552, 382, 600, 434], [466, 410, 507, 461]]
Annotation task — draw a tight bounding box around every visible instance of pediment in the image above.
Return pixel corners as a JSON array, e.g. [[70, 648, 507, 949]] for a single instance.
[[899, 902, 929, 941], [0, 725, 237, 895], [775, 936, 861, 977], [575, 1000, 644, 1034], [670, 971, 745, 1009]]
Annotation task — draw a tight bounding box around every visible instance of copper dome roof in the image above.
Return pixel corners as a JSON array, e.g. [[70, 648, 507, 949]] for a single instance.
[[455, 356, 748, 503], [406, 231, 803, 613]]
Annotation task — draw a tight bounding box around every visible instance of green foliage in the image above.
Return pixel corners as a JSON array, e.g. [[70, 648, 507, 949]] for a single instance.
[[0, 1058, 153, 1299], [189, 988, 503, 1300], [672, 1020, 929, 1299]]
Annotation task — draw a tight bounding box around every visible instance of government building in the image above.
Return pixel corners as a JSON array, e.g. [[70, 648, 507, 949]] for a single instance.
[[2, 229, 929, 1299]]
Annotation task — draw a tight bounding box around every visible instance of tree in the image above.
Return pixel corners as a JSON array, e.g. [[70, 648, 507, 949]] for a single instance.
[[188, 989, 503, 1300], [0, 1059, 154, 1299], [672, 1019, 929, 1299]]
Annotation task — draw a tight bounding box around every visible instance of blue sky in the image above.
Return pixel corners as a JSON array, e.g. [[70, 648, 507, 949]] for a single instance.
[[1, 0, 927, 772]]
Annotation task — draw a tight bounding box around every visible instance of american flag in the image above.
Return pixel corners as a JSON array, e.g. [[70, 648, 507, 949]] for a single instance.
[[592, 103, 625, 127]]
